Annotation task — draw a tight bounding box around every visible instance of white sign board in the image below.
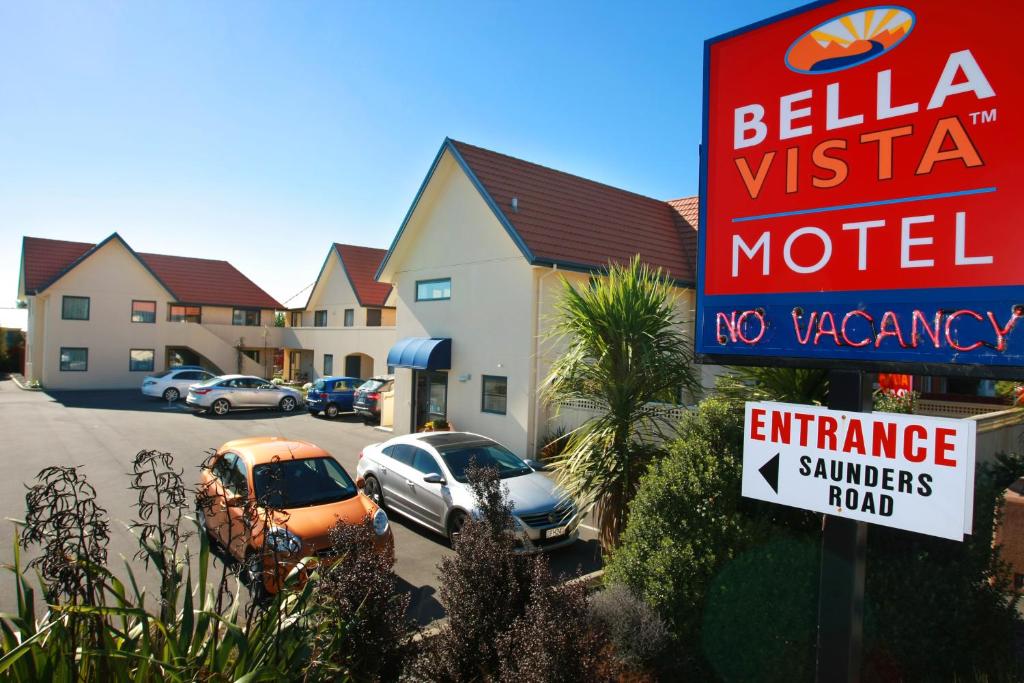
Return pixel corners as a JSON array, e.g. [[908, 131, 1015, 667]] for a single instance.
[[742, 401, 976, 541]]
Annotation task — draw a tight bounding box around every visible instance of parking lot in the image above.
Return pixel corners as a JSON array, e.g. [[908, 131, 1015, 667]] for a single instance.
[[0, 375, 602, 624]]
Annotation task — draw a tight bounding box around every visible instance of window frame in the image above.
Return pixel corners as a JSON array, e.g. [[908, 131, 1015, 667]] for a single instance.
[[129, 348, 155, 372], [481, 375, 508, 415], [366, 308, 382, 327], [61, 296, 90, 321], [168, 304, 202, 323], [343, 308, 354, 327], [313, 310, 328, 327], [240, 349, 261, 364], [130, 299, 157, 323], [290, 311, 302, 327], [232, 308, 261, 327], [415, 278, 451, 302], [59, 347, 88, 372], [324, 354, 334, 376]]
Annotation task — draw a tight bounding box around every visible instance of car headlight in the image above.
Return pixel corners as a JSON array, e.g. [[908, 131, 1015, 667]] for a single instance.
[[372, 508, 389, 536], [265, 527, 302, 554]]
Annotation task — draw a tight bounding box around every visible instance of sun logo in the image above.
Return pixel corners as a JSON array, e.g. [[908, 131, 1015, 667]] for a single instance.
[[786, 6, 915, 74]]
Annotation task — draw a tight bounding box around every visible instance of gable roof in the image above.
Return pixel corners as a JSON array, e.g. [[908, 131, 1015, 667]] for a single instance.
[[334, 244, 392, 307], [20, 233, 282, 309], [376, 138, 698, 285]]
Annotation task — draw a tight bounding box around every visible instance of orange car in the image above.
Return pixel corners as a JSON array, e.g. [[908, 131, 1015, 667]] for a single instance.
[[197, 436, 393, 596]]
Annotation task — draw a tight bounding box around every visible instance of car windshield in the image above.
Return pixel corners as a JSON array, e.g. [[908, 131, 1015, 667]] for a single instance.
[[438, 442, 532, 483], [312, 379, 325, 391], [359, 379, 388, 392], [252, 457, 358, 508]]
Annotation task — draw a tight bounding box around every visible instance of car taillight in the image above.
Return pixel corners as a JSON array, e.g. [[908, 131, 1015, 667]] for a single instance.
[[319, 392, 329, 399], [193, 388, 211, 395], [368, 392, 381, 400]]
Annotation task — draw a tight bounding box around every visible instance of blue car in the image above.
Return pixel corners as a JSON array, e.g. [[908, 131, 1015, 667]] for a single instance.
[[307, 376, 364, 418]]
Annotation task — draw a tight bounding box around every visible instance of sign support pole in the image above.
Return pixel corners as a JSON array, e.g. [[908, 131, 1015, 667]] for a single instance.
[[815, 370, 871, 683]]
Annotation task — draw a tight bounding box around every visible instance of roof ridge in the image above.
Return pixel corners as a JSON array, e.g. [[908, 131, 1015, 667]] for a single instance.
[[449, 139, 673, 207]]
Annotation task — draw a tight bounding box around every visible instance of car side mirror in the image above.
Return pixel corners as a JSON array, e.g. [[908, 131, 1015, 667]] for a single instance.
[[355, 476, 366, 489], [423, 473, 446, 485], [525, 459, 548, 472]]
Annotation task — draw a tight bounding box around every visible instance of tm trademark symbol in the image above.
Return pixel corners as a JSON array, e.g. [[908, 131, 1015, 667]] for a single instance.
[[969, 108, 997, 125]]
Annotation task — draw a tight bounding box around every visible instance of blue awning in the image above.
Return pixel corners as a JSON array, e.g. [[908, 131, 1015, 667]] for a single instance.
[[386, 337, 452, 370]]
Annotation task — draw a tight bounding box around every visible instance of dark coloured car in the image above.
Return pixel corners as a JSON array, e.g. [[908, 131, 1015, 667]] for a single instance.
[[307, 376, 363, 418], [353, 376, 393, 423]]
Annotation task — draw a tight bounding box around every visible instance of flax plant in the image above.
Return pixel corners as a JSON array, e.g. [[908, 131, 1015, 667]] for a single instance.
[[542, 257, 700, 551]]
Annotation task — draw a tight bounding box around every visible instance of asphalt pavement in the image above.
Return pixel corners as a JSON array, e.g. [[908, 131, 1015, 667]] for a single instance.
[[0, 375, 602, 623]]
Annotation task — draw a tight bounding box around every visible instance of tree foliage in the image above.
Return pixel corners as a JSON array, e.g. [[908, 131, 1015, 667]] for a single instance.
[[715, 365, 829, 406], [543, 256, 700, 550]]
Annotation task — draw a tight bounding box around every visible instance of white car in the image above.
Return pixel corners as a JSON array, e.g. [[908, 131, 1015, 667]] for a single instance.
[[356, 431, 580, 551], [141, 366, 216, 402]]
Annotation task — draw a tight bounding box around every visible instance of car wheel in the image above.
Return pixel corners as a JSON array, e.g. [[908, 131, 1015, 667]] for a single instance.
[[363, 475, 386, 510], [242, 551, 269, 603], [211, 399, 230, 416], [279, 396, 297, 413], [448, 510, 469, 545], [324, 403, 339, 419], [162, 387, 180, 402]]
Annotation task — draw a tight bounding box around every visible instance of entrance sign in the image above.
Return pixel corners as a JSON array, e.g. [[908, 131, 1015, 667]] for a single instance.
[[742, 401, 976, 540], [696, 0, 1024, 375]]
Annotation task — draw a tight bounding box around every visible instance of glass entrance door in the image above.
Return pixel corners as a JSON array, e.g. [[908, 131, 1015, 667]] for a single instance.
[[413, 370, 448, 430]]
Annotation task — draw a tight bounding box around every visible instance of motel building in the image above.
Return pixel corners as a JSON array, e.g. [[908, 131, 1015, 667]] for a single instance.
[[279, 243, 397, 384], [373, 138, 710, 457], [17, 233, 282, 389]]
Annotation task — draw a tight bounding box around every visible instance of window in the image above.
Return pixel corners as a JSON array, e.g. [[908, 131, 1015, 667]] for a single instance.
[[129, 349, 155, 372], [232, 308, 261, 326], [211, 452, 238, 487], [253, 457, 357, 508], [169, 305, 201, 323], [62, 296, 90, 320], [482, 375, 508, 414], [324, 354, 333, 375], [366, 308, 382, 327], [290, 311, 302, 327], [174, 370, 208, 381], [131, 300, 156, 323], [416, 278, 451, 301], [314, 310, 328, 327], [384, 444, 416, 467], [343, 308, 354, 327], [411, 448, 444, 477], [60, 347, 88, 371], [241, 349, 260, 364]]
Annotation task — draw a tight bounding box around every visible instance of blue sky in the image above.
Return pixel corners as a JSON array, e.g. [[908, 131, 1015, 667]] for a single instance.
[[0, 0, 803, 309]]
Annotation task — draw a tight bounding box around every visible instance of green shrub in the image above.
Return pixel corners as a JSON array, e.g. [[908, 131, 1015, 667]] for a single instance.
[[588, 582, 670, 675], [873, 388, 918, 414]]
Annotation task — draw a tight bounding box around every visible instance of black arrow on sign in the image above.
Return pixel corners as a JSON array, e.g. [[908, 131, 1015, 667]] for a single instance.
[[759, 453, 780, 494]]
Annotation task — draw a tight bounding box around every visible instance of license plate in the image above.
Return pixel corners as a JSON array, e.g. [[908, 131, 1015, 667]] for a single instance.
[[545, 526, 567, 539]]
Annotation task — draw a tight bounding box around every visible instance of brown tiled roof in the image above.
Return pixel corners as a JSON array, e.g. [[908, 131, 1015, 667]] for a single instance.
[[137, 252, 282, 309], [334, 244, 392, 307], [20, 234, 282, 309], [449, 140, 697, 284]]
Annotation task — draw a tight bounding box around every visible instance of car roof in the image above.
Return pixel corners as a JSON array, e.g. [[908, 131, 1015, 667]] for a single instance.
[[214, 374, 262, 380], [219, 437, 331, 465], [409, 431, 497, 450], [319, 375, 361, 381], [169, 365, 205, 370]]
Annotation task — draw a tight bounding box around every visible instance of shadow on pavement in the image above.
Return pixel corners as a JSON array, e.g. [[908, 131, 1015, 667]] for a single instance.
[[43, 389, 309, 420], [400, 578, 445, 625]]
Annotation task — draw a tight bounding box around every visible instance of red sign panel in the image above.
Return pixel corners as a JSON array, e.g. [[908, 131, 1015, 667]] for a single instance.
[[697, 0, 1024, 374]]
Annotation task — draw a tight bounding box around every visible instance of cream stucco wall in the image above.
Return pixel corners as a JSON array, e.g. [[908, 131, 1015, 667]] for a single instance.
[[26, 239, 270, 389], [301, 250, 396, 330], [279, 326, 395, 382], [387, 152, 539, 456]]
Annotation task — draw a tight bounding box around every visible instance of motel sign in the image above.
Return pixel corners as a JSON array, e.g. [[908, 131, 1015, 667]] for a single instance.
[[696, 0, 1024, 374]]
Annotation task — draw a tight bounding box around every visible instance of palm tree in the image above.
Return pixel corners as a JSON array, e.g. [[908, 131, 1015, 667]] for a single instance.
[[542, 257, 700, 552], [715, 366, 829, 406]]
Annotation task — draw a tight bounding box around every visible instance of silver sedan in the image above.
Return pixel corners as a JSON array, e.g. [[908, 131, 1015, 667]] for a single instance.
[[186, 374, 303, 416], [356, 431, 579, 551]]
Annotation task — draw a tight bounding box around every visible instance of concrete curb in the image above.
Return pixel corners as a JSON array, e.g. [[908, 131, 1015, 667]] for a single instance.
[[8, 374, 42, 391]]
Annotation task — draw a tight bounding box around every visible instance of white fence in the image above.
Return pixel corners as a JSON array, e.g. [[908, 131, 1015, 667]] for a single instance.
[[548, 398, 692, 441]]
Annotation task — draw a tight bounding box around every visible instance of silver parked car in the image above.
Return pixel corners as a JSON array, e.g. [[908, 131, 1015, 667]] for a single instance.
[[185, 374, 303, 416], [356, 431, 579, 551]]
